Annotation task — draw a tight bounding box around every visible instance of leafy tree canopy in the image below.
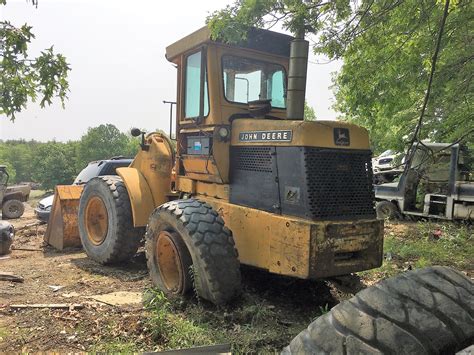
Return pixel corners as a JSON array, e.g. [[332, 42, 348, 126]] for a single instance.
[[208, 0, 473, 153], [304, 101, 316, 120], [333, 0, 473, 153], [1, 0, 70, 120], [76, 124, 131, 168], [0, 124, 144, 189]]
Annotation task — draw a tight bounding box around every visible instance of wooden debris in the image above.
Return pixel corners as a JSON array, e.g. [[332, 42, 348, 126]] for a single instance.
[[10, 303, 84, 310], [0, 272, 24, 283], [11, 247, 43, 252]]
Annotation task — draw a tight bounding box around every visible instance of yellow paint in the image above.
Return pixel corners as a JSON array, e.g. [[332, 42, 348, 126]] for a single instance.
[[231, 119, 370, 150], [119, 132, 173, 227], [116, 167, 155, 227], [200, 196, 384, 279], [177, 176, 229, 199]]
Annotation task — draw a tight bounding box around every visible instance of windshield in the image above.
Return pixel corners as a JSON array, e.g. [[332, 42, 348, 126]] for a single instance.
[[379, 150, 394, 157], [222, 56, 286, 109]]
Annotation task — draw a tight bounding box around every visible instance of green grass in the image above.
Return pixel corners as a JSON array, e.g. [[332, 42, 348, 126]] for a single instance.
[[361, 221, 472, 280], [91, 221, 472, 353], [90, 340, 139, 353], [142, 287, 310, 353], [0, 327, 8, 343]]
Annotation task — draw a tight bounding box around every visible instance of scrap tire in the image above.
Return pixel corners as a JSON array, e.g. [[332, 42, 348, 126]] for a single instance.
[[376, 200, 399, 220], [78, 176, 144, 264], [2, 199, 25, 219], [284, 266, 474, 354], [145, 199, 241, 305]]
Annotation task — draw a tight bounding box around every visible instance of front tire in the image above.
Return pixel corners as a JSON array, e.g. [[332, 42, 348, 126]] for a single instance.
[[78, 176, 144, 264], [145, 199, 241, 305], [376, 200, 399, 220], [2, 199, 25, 219]]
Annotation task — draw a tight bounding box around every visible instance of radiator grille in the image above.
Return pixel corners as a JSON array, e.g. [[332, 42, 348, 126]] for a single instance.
[[304, 148, 375, 219], [232, 147, 272, 173]]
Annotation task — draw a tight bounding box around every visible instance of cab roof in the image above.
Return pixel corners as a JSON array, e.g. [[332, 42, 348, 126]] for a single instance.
[[165, 26, 294, 61]]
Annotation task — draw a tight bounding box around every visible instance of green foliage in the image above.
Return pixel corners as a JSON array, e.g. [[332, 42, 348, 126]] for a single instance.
[[76, 124, 131, 169], [31, 141, 77, 190], [304, 101, 316, 121], [361, 221, 473, 280], [334, 0, 473, 154], [143, 287, 307, 353], [208, 0, 473, 154], [0, 123, 144, 189], [207, 0, 352, 41], [1, 1, 70, 120]]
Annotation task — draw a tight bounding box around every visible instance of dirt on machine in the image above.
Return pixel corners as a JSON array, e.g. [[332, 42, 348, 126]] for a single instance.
[[49, 26, 384, 305], [0, 166, 31, 219]]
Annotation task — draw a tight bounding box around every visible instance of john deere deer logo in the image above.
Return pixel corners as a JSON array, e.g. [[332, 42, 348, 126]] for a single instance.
[[333, 128, 350, 146]]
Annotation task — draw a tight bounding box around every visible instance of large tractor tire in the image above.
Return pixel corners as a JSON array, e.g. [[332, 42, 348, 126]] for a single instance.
[[78, 176, 144, 264], [2, 199, 25, 219], [145, 199, 241, 305], [284, 266, 474, 354]]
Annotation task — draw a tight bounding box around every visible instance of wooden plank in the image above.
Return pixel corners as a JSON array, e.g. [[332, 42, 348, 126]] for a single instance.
[[10, 303, 84, 309], [0, 272, 24, 283]]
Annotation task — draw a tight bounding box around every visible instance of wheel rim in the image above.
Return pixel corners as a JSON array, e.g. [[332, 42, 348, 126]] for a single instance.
[[380, 205, 391, 218], [156, 231, 185, 293], [8, 204, 19, 214], [85, 196, 108, 245]]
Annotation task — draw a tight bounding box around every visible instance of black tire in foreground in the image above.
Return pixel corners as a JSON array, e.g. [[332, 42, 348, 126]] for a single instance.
[[2, 199, 25, 219], [78, 176, 144, 264], [284, 266, 474, 354], [145, 199, 241, 305], [376, 200, 399, 220]]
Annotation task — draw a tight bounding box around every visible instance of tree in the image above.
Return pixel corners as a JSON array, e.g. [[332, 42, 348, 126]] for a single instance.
[[333, 0, 473, 153], [208, 0, 473, 153], [304, 101, 316, 121], [77, 124, 130, 168], [31, 142, 77, 190], [1, 0, 70, 120]]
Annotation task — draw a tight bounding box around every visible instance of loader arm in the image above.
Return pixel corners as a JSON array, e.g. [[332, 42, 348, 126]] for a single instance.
[[117, 132, 174, 227]]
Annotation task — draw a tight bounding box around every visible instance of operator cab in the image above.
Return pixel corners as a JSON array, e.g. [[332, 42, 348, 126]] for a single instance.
[[165, 27, 294, 187]]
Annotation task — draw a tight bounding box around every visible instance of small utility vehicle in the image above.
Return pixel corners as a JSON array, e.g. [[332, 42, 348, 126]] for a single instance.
[[375, 142, 473, 221]]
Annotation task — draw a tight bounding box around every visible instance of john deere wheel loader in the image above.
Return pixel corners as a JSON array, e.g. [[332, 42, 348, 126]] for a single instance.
[[76, 27, 383, 305]]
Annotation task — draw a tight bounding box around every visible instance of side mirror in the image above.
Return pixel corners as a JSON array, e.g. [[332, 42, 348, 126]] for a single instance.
[[131, 128, 149, 151], [131, 128, 142, 137]]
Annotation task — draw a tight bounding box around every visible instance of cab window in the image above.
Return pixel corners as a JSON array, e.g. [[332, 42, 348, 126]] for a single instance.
[[222, 56, 286, 109], [185, 51, 209, 118]]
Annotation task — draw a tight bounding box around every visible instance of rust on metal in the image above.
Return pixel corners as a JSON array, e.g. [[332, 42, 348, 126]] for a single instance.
[[44, 185, 84, 250]]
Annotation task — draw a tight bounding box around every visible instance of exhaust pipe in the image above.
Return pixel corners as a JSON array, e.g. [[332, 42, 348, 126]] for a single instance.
[[286, 36, 309, 120]]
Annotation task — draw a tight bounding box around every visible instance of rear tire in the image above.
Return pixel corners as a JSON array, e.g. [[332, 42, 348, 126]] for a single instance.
[[2, 199, 25, 219], [376, 200, 399, 220], [79, 176, 144, 264], [284, 266, 474, 354], [145, 199, 241, 305]]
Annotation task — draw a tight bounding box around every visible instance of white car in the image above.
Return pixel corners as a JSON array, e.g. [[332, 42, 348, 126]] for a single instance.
[[372, 150, 400, 172]]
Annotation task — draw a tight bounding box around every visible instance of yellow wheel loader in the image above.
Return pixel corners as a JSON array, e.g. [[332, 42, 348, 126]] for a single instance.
[[74, 27, 384, 305]]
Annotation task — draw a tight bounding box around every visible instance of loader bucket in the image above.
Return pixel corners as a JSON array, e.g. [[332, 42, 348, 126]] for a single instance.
[[44, 185, 84, 250]]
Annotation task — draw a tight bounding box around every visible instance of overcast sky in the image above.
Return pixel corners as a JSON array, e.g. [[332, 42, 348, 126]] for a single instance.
[[0, 0, 342, 142]]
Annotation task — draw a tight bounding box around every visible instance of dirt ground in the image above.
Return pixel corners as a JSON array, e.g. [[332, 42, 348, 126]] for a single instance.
[[0, 203, 472, 352]]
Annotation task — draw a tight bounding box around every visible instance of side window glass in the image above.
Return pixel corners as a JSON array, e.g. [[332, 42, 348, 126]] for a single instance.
[[185, 51, 208, 118], [268, 70, 285, 108]]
